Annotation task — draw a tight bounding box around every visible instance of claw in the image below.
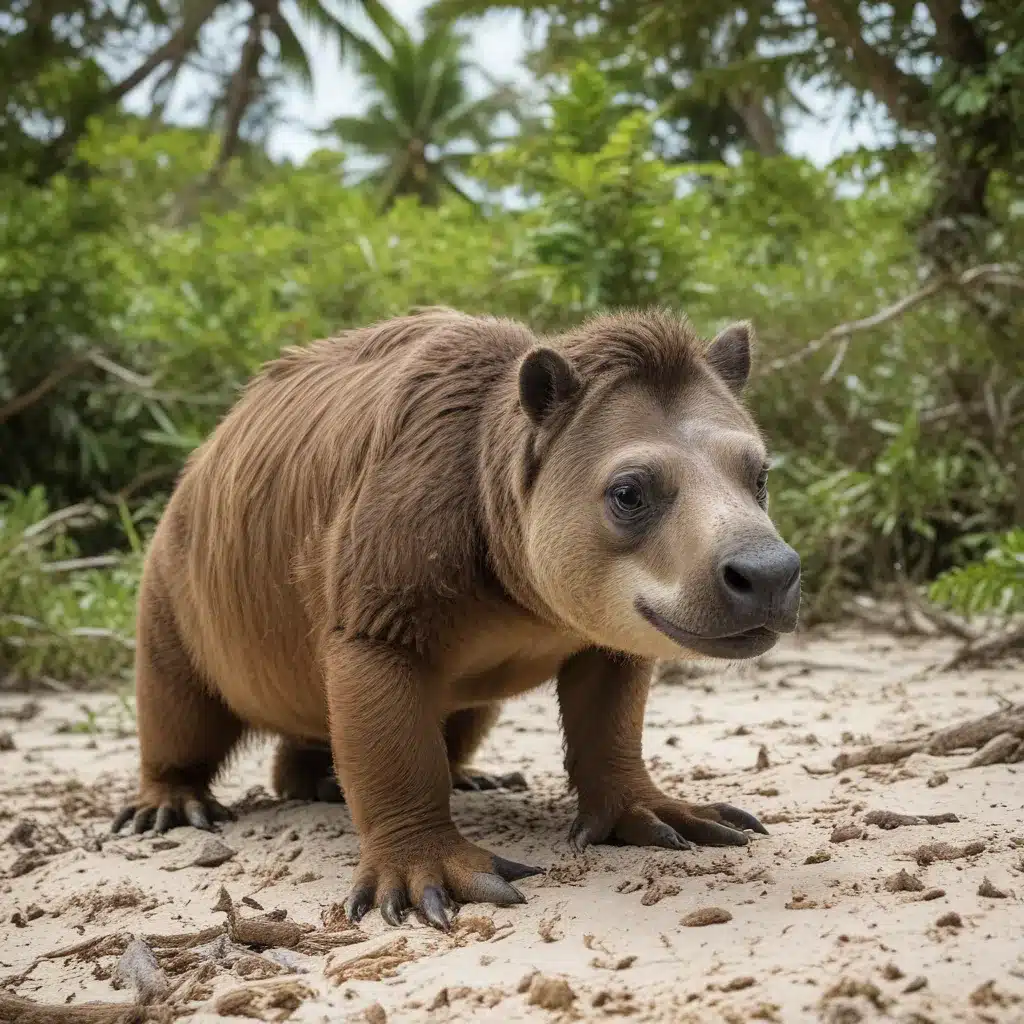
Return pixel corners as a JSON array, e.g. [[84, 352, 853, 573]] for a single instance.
[[420, 886, 451, 932], [568, 817, 591, 853], [453, 770, 529, 793], [132, 807, 155, 834], [683, 818, 750, 847], [111, 807, 135, 834], [492, 855, 544, 882], [711, 803, 769, 835], [464, 872, 526, 907], [154, 806, 178, 834], [184, 799, 212, 831], [380, 889, 408, 927], [648, 822, 694, 851], [498, 771, 528, 791], [344, 884, 375, 925], [209, 800, 236, 822]]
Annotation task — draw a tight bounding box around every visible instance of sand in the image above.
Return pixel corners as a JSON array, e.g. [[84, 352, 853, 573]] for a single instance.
[[1, 624, 1022, 1023]]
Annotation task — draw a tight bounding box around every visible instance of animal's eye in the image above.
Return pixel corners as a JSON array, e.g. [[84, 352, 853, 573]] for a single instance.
[[756, 465, 770, 509], [607, 478, 647, 521], [613, 484, 643, 512]]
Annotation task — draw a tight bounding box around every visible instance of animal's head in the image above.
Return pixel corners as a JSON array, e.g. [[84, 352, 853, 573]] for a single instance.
[[517, 311, 799, 661]]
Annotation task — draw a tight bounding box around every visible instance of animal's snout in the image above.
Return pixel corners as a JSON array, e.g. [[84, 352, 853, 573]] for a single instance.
[[718, 541, 801, 633]]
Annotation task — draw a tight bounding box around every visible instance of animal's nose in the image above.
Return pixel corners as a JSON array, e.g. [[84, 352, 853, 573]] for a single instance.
[[718, 542, 801, 631]]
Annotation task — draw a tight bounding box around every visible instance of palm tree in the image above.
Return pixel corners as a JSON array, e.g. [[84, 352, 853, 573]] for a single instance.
[[30, 0, 397, 184], [326, 9, 521, 207]]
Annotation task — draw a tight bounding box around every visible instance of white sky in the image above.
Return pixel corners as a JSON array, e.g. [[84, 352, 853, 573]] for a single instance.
[[261, 0, 884, 167], [115, 0, 888, 168]]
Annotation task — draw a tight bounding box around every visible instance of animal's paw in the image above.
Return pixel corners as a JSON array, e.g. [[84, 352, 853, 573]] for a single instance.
[[570, 794, 767, 852], [344, 832, 544, 932], [111, 784, 235, 835], [451, 768, 529, 793]]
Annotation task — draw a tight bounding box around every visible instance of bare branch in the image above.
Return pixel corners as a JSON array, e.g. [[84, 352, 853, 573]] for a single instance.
[[20, 503, 106, 545], [0, 353, 93, 425], [804, 0, 932, 128], [40, 555, 123, 573], [767, 263, 1024, 372]]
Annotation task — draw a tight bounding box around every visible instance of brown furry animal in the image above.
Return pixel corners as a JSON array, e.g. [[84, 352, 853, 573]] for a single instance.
[[112, 308, 800, 931]]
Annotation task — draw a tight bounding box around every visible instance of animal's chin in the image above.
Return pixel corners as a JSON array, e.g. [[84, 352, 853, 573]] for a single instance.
[[635, 599, 779, 660]]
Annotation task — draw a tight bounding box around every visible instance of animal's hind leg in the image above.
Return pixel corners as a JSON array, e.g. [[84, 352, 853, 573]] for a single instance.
[[445, 706, 528, 792], [112, 570, 244, 834], [271, 738, 344, 803]]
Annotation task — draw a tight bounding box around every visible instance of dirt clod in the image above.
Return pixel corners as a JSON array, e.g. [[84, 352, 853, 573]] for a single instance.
[[935, 911, 962, 928], [804, 849, 831, 864], [527, 975, 576, 1011], [213, 978, 316, 1020], [913, 840, 985, 865], [364, 1003, 387, 1024], [884, 869, 924, 893], [926, 772, 948, 788], [970, 980, 1022, 1008], [681, 907, 732, 927], [903, 977, 927, 993], [723, 976, 756, 991], [977, 877, 1008, 898], [863, 810, 958, 829], [830, 824, 863, 843]]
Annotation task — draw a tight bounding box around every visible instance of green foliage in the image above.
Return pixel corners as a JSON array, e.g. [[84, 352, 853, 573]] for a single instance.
[[929, 530, 1024, 618], [0, 487, 141, 685], [478, 65, 696, 316], [0, 53, 1022, 683], [327, 9, 521, 207]]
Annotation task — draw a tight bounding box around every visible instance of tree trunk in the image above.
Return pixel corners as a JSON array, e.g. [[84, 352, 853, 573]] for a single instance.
[[205, 9, 267, 187], [729, 87, 781, 157]]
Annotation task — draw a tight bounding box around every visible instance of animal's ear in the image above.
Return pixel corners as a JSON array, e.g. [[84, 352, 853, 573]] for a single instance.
[[518, 347, 582, 426], [705, 321, 753, 394]]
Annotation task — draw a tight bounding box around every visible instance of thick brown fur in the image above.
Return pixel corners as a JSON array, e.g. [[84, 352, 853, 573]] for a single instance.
[[115, 307, 799, 929]]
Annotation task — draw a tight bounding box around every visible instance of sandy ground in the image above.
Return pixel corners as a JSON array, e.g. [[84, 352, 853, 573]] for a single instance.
[[1, 625, 1023, 1024]]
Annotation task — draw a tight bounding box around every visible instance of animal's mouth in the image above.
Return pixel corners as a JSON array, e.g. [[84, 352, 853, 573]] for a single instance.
[[636, 599, 778, 660]]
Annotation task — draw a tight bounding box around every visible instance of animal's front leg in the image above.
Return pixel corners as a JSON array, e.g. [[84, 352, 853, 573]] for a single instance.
[[323, 635, 541, 931], [557, 648, 767, 850]]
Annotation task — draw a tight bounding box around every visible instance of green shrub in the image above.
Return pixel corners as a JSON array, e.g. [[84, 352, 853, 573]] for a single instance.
[[929, 530, 1024, 618]]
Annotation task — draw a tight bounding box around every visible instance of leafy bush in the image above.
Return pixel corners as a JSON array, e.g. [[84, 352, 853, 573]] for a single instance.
[[0, 75, 1021, 683], [929, 530, 1024, 618], [0, 487, 141, 685]]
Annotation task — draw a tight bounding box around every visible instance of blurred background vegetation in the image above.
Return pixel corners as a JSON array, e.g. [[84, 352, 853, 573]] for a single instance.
[[1, 0, 1021, 687]]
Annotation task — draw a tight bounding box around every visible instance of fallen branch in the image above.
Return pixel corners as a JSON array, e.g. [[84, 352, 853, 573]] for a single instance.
[[112, 938, 170, 1005], [0, 994, 173, 1023], [833, 703, 1024, 771], [768, 263, 1024, 372], [937, 621, 1024, 672]]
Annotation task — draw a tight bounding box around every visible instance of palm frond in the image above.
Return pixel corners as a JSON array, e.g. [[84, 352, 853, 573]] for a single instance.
[[269, 8, 314, 91], [290, 0, 372, 61], [329, 109, 404, 153]]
